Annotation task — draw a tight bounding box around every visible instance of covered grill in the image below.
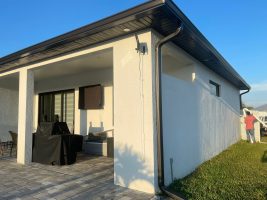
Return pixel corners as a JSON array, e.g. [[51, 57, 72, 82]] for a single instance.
[[32, 122, 83, 165]]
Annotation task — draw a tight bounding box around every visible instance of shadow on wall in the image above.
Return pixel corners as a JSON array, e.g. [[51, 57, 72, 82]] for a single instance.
[[162, 73, 241, 185], [114, 144, 154, 192], [262, 151, 267, 163]]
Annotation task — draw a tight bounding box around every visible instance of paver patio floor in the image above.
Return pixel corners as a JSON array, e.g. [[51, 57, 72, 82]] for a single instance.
[[0, 153, 155, 200]]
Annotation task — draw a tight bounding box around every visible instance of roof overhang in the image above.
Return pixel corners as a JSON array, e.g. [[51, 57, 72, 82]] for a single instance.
[[0, 0, 250, 90]]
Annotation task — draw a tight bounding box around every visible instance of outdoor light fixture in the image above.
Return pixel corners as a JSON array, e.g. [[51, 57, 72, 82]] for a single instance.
[[20, 52, 31, 58], [123, 28, 131, 32]]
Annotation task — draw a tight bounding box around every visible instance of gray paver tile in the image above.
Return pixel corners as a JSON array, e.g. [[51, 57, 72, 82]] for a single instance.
[[0, 153, 154, 200]]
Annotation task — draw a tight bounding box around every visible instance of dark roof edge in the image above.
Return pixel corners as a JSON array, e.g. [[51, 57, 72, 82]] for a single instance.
[[0, 0, 250, 90], [164, 0, 250, 90], [0, 0, 165, 64]]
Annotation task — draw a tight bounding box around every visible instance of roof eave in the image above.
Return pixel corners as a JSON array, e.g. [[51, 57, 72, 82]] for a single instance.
[[164, 0, 250, 90], [0, 0, 250, 90]]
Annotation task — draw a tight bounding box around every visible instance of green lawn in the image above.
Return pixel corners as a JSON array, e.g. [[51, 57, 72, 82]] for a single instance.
[[170, 141, 267, 200], [261, 136, 267, 143]]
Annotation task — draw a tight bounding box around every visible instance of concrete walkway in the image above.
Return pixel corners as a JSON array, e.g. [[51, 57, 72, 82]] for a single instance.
[[0, 153, 155, 200]]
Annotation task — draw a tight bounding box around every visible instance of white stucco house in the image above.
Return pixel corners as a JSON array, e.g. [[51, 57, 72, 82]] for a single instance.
[[0, 0, 250, 195]]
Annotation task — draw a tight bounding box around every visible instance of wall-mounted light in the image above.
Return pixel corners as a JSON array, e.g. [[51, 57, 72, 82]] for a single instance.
[[123, 28, 131, 32], [20, 52, 31, 58]]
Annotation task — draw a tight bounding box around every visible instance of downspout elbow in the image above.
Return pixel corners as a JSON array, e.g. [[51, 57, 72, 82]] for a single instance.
[[240, 89, 250, 109]]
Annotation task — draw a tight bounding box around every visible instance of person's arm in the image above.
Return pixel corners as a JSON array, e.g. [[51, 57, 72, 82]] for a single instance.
[[253, 115, 257, 122]]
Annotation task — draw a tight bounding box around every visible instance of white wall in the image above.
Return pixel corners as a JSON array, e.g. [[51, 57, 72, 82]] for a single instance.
[[161, 43, 241, 185], [86, 85, 113, 135], [35, 68, 112, 93], [0, 87, 19, 142], [113, 31, 157, 194]]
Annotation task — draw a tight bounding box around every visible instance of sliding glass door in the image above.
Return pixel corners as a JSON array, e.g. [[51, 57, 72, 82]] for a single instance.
[[39, 90, 75, 133]]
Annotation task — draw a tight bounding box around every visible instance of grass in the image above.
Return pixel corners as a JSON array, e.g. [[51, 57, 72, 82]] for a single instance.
[[170, 141, 267, 200], [261, 136, 267, 143]]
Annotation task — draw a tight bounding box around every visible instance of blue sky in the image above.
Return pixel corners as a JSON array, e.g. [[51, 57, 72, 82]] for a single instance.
[[0, 0, 266, 107]]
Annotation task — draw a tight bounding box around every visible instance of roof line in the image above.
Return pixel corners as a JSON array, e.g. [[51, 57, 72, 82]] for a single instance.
[[164, 0, 250, 90], [0, 0, 250, 90], [0, 0, 165, 64]]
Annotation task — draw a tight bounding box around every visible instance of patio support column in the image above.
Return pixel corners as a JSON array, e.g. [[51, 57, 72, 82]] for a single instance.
[[74, 88, 87, 135], [113, 31, 157, 193], [17, 69, 34, 164]]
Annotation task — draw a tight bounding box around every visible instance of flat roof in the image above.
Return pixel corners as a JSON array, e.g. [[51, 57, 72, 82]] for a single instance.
[[0, 0, 250, 90]]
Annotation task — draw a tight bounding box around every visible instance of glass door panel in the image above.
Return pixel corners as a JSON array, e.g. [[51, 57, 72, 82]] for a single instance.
[[54, 93, 62, 122], [63, 92, 74, 133], [39, 90, 75, 133]]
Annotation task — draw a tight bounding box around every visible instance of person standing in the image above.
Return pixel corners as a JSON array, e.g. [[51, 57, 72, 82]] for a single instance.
[[244, 111, 257, 143]]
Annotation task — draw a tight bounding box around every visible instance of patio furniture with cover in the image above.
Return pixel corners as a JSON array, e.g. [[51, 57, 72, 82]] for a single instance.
[[9, 131, 17, 156], [32, 122, 83, 165], [0, 140, 4, 156]]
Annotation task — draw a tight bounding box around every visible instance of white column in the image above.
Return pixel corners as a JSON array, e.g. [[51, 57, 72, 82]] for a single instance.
[[17, 69, 34, 164], [33, 94, 39, 132], [74, 88, 87, 135], [255, 122, 261, 142], [113, 31, 157, 194]]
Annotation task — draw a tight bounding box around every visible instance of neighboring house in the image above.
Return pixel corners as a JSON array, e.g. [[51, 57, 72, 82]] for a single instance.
[[0, 0, 250, 194]]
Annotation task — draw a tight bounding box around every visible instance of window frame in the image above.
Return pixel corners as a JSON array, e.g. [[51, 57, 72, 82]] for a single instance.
[[209, 80, 221, 97]]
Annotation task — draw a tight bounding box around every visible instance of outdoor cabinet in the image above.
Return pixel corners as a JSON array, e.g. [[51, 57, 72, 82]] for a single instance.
[[79, 84, 103, 109]]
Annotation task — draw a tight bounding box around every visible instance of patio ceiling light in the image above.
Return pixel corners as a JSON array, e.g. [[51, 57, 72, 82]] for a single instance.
[[20, 52, 31, 58], [123, 28, 131, 32]]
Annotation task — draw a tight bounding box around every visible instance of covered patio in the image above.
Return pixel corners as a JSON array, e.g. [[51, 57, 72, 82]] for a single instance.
[[0, 31, 158, 194]]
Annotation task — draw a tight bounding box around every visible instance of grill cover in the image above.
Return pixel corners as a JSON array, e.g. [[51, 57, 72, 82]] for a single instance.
[[32, 122, 83, 165]]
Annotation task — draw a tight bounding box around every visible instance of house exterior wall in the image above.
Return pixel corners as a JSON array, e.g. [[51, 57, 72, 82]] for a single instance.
[[0, 88, 19, 142], [113, 31, 157, 193], [0, 30, 156, 193], [161, 43, 241, 185], [86, 86, 113, 134], [0, 30, 157, 194], [0, 28, 244, 193]]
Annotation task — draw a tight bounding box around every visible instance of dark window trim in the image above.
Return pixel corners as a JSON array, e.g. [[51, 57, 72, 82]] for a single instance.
[[38, 89, 75, 132], [79, 84, 103, 110], [209, 80, 220, 97]]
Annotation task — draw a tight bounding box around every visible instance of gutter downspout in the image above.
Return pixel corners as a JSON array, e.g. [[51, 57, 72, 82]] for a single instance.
[[155, 25, 183, 199], [240, 89, 250, 109]]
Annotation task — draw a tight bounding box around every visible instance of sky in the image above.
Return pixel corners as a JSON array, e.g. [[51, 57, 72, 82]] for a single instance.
[[0, 0, 267, 107]]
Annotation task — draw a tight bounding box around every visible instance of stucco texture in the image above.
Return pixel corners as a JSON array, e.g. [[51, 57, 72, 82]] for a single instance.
[[161, 44, 241, 185], [0, 87, 18, 142]]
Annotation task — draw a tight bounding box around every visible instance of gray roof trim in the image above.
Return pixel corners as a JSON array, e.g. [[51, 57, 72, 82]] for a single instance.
[[0, 0, 250, 90]]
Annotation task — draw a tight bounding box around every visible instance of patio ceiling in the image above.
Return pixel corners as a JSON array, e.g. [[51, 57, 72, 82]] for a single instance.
[[0, 0, 250, 90], [33, 48, 113, 81]]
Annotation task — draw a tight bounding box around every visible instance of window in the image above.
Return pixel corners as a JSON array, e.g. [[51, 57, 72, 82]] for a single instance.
[[79, 84, 103, 109], [209, 80, 220, 97], [39, 89, 75, 133]]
